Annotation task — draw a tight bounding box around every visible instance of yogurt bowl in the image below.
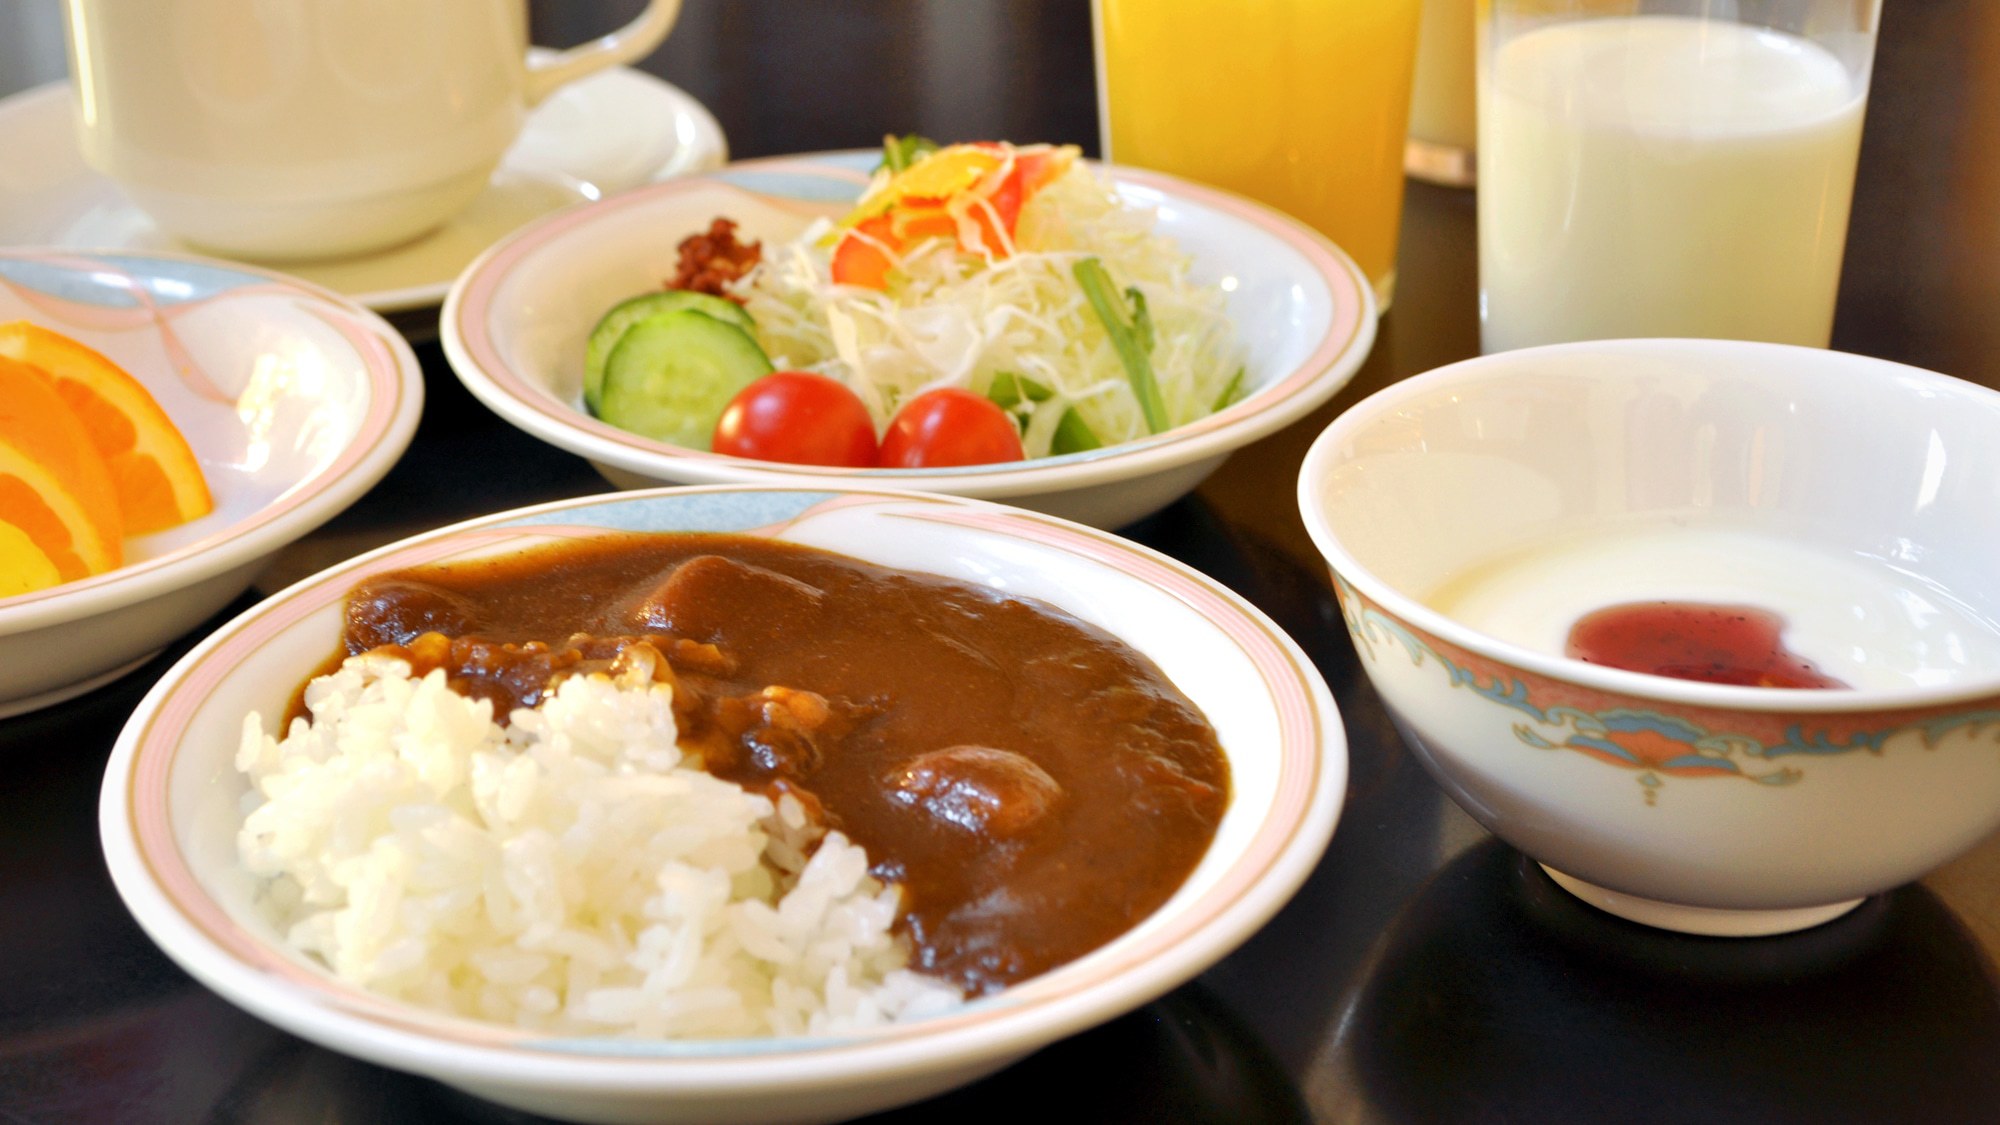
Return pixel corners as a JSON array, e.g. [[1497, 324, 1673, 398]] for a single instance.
[[1298, 339, 2000, 936]]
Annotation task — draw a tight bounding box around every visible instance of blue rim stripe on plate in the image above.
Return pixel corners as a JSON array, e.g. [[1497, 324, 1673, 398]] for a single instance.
[[495, 491, 838, 532]]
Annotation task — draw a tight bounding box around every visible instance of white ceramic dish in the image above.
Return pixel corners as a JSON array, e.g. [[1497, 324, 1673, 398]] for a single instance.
[[100, 486, 1346, 1124], [1298, 339, 2000, 936], [0, 249, 423, 716], [441, 152, 1376, 530], [0, 65, 727, 314]]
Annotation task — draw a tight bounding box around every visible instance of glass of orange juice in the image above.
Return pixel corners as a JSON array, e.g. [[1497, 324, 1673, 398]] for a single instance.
[[1093, 0, 1422, 310]]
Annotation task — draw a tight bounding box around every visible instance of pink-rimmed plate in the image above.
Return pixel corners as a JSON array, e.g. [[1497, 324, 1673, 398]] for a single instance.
[[441, 152, 1375, 530], [100, 485, 1346, 1124], [0, 248, 422, 716]]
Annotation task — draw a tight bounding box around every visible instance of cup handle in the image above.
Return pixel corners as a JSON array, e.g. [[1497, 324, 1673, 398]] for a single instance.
[[523, 0, 683, 105]]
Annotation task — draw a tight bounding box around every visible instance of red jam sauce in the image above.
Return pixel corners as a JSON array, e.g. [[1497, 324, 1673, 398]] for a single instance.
[[1564, 601, 1849, 689]]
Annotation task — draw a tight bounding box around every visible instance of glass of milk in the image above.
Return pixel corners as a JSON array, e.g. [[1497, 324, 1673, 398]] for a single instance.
[[1477, 0, 1882, 353]]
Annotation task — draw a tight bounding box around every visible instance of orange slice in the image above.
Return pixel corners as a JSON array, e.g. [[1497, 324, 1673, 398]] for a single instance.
[[0, 321, 212, 535], [0, 517, 61, 597], [0, 356, 123, 581]]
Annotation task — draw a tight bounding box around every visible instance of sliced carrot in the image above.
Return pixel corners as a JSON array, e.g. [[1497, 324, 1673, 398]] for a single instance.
[[831, 215, 902, 290], [831, 144, 1082, 287]]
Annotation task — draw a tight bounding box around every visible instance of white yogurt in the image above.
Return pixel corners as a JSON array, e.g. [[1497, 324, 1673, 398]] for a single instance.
[[1427, 526, 2000, 691]]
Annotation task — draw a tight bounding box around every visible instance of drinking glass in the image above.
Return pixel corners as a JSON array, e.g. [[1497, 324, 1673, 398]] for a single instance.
[[1478, 0, 1883, 353], [1406, 0, 1477, 187], [1094, 0, 1422, 311]]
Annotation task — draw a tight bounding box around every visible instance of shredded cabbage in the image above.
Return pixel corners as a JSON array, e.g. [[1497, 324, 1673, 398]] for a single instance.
[[734, 163, 1241, 457]]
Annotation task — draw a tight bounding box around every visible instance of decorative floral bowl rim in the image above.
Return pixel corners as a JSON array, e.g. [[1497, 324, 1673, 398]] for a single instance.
[[1335, 576, 2000, 806]]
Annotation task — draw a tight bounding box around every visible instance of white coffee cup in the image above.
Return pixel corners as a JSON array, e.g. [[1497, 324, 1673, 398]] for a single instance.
[[63, 0, 682, 262]]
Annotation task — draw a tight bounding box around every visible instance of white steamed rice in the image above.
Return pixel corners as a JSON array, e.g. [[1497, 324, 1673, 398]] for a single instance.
[[234, 650, 963, 1038]]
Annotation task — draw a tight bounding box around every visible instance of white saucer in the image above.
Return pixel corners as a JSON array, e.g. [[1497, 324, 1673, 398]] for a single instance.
[[0, 63, 727, 316]]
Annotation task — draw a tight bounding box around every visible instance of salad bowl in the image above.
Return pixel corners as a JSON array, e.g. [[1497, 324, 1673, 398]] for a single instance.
[[441, 151, 1376, 530], [101, 485, 1347, 1123], [0, 249, 422, 716]]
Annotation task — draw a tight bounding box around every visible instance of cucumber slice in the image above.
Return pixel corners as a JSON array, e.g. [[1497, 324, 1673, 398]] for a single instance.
[[597, 310, 773, 450], [584, 291, 756, 414]]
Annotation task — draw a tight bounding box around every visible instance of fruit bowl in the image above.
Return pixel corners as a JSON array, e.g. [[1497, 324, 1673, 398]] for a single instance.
[[0, 249, 422, 715]]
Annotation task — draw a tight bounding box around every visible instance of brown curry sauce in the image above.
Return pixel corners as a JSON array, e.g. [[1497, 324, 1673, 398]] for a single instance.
[[318, 533, 1228, 996]]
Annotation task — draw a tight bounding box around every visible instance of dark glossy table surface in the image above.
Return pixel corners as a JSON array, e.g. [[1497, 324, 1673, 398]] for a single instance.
[[7, 2, 2000, 1122]]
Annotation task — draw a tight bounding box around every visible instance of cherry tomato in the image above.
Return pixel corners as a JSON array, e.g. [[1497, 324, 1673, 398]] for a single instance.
[[712, 371, 879, 467], [879, 388, 1025, 468]]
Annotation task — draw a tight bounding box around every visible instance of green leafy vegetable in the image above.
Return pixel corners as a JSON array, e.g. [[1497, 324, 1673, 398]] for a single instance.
[[987, 370, 1103, 455], [986, 370, 1047, 409], [1213, 366, 1246, 413], [1050, 409, 1102, 454], [879, 134, 941, 174], [1074, 257, 1169, 434]]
